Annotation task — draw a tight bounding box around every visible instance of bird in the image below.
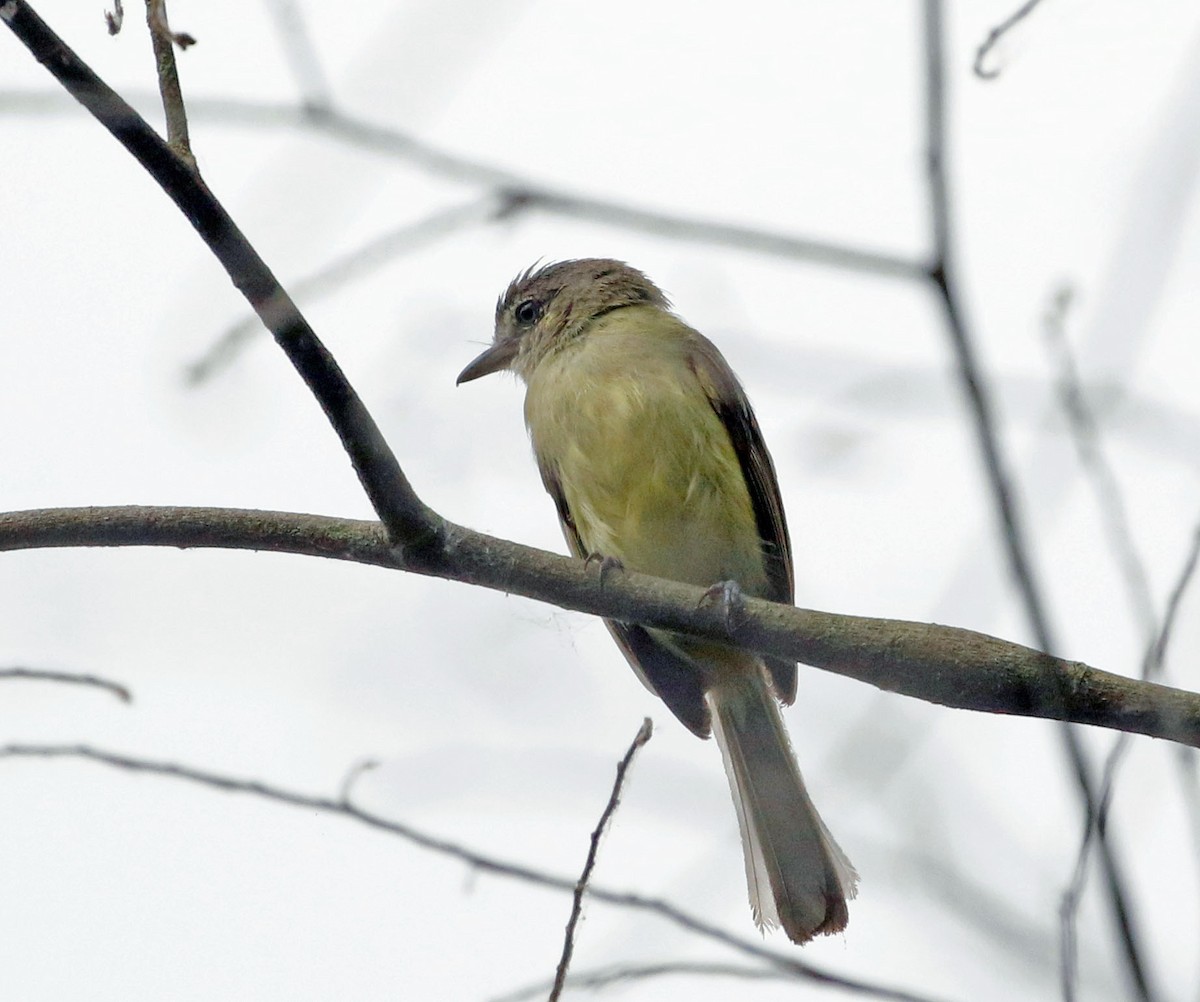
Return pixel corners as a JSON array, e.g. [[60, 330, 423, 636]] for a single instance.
[[457, 259, 856, 944]]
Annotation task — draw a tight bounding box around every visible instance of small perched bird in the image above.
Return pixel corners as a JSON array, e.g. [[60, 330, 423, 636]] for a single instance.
[[457, 259, 856, 944]]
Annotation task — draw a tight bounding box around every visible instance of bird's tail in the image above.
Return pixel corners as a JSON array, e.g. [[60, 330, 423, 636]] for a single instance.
[[708, 666, 857, 944]]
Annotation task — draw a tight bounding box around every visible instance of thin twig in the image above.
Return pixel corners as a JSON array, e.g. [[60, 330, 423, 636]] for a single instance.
[[0, 88, 925, 284], [262, 0, 332, 112], [1177, 745, 1200, 1002], [338, 757, 379, 804], [144, 0, 196, 170], [921, 4, 1153, 998], [0, 1, 439, 553], [144, 0, 192, 47], [492, 961, 793, 1002], [185, 194, 509, 384], [1043, 285, 1156, 632], [974, 0, 1050, 79], [15, 71, 922, 280], [1060, 520, 1200, 1000], [924, 0, 1049, 647], [0, 742, 945, 1002], [1145, 524, 1200, 683], [550, 718, 653, 1002], [0, 9, 1180, 993], [907, 844, 1059, 973], [499, 186, 925, 282], [1154, 529, 1200, 995], [0, 667, 130, 702], [1045, 281, 1154, 1002], [104, 0, 123, 35], [1043, 284, 1199, 1002]]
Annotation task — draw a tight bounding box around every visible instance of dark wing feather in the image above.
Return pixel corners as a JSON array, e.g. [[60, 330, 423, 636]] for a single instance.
[[537, 457, 712, 736], [601, 622, 711, 737], [687, 334, 798, 704]]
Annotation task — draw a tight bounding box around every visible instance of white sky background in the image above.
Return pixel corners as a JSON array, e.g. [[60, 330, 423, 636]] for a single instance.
[[2, 1, 1200, 999]]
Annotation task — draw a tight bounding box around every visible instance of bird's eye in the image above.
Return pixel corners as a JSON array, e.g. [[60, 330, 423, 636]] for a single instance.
[[514, 299, 543, 326]]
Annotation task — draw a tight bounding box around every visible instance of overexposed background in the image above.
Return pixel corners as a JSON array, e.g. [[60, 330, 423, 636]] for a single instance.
[[2, 1, 1200, 999]]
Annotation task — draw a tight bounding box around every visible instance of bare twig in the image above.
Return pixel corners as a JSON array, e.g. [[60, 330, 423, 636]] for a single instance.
[[1150, 528, 1200, 945], [924, 0, 1050, 651], [550, 719, 653, 1002], [1177, 746, 1200, 1001], [1044, 284, 1200, 1001], [262, 0, 332, 112], [1044, 280, 1152, 1002], [0, 667, 130, 702], [492, 961, 794, 1002], [498, 186, 925, 282], [338, 757, 379, 803], [921, 4, 1153, 998], [144, 0, 192, 48], [144, 0, 196, 170], [0, 9, 1183, 995], [104, 0, 123, 35], [2, 505, 1200, 748], [0, 742, 944, 1002], [185, 193, 509, 384], [907, 844, 1058, 973], [1043, 285, 1156, 632], [1061, 521, 1200, 1001], [0, 1, 439, 553], [1145, 524, 1200, 683], [973, 0, 1050, 79], [0, 85, 925, 283]]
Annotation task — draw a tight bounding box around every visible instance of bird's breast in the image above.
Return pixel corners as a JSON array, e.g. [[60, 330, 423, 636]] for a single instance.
[[524, 331, 767, 593]]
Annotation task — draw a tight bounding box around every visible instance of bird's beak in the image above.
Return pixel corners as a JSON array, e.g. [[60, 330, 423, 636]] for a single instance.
[[456, 339, 519, 384]]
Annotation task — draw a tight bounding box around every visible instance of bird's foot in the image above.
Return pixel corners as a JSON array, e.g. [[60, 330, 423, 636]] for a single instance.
[[584, 552, 625, 587], [700, 579, 746, 632]]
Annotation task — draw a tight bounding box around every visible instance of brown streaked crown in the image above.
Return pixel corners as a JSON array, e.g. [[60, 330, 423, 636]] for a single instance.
[[494, 259, 671, 378]]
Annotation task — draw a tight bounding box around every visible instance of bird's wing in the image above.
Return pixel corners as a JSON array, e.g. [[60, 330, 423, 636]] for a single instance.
[[537, 457, 712, 737], [686, 333, 798, 704]]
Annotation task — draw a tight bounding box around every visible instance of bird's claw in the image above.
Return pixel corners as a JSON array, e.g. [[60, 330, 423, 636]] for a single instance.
[[700, 579, 746, 632], [585, 552, 624, 587]]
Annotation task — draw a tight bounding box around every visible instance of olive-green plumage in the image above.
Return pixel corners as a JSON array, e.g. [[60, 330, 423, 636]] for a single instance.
[[524, 305, 768, 596], [458, 259, 857, 944]]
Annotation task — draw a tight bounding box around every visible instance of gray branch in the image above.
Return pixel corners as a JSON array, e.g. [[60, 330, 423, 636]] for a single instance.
[[2, 504, 1198, 749]]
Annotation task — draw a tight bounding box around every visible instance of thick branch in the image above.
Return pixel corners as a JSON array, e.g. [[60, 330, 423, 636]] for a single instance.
[[0, 0, 440, 554], [2, 504, 1198, 749], [5, 0, 1197, 754], [0, 18, 1188, 991]]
